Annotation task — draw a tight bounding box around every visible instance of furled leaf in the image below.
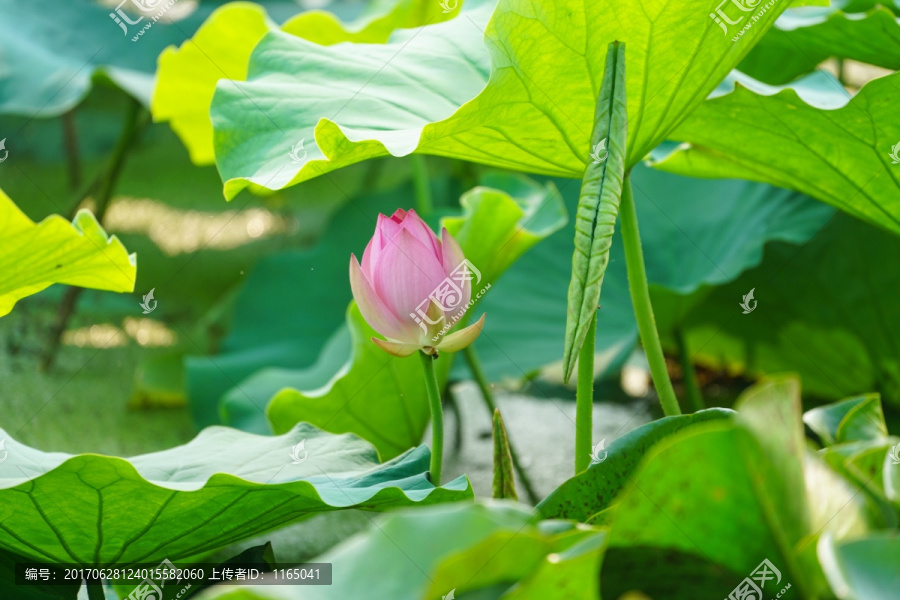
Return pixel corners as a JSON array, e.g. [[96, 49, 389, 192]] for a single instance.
[[195, 502, 606, 600], [476, 164, 831, 381], [537, 408, 733, 521], [804, 394, 888, 446], [0, 423, 470, 565], [562, 42, 627, 383], [740, 5, 900, 85], [153, 0, 452, 164], [209, 0, 797, 198], [491, 409, 517, 501], [658, 212, 900, 404], [819, 532, 900, 600], [655, 70, 900, 236], [0, 189, 136, 317]]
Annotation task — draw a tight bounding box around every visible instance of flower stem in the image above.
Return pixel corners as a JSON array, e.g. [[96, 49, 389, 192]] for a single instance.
[[620, 176, 681, 416], [411, 155, 434, 216], [420, 351, 443, 485], [674, 328, 704, 413], [463, 346, 540, 504], [575, 313, 596, 474], [85, 579, 104, 600]]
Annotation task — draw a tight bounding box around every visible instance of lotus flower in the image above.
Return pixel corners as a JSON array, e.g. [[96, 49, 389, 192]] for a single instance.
[[350, 209, 485, 357]]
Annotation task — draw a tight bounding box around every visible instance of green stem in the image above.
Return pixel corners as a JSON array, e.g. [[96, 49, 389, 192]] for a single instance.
[[463, 346, 540, 504], [85, 579, 104, 600], [575, 313, 596, 474], [420, 351, 443, 485], [62, 109, 81, 191], [43, 97, 148, 371], [675, 328, 704, 413], [620, 176, 681, 416], [444, 385, 464, 454], [411, 155, 434, 216]]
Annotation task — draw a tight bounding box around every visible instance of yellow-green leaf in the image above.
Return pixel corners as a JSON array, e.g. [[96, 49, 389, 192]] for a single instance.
[[0, 189, 136, 317]]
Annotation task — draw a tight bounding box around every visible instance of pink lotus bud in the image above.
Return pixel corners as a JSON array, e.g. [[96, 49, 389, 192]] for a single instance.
[[349, 209, 485, 357]]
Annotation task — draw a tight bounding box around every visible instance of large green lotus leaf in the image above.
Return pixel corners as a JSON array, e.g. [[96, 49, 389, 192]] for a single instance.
[[0, 423, 470, 565], [196, 501, 606, 600], [804, 394, 888, 446], [266, 303, 444, 461], [819, 532, 900, 600], [153, 0, 454, 165], [210, 0, 802, 198], [219, 326, 352, 435], [659, 212, 900, 405], [537, 408, 734, 522], [0, 189, 136, 317], [601, 376, 870, 598], [0, 0, 229, 115], [739, 5, 900, 85], [655, 70, 900, 236]]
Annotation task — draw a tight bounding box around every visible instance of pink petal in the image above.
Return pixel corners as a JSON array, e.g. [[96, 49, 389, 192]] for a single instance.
[[376, 212, 402, 247], [436, 313, 486, 353], [440, 228, 471, 314], [360, 236, 379, 280], [371, 228, 446, 323], [349, 254, 418, 343], [400, 209, 441, 258]]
